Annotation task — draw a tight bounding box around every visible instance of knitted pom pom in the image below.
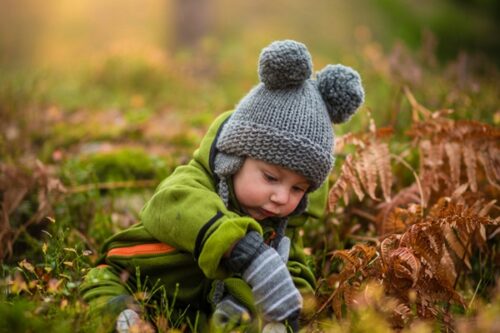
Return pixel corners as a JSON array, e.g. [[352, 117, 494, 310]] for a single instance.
[[258, 40, 312, 90], [317, 64, 364, 124]]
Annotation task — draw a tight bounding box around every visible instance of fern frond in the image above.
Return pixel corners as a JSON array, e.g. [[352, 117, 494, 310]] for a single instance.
[[477, 145, 500, 190], [355, 243, 377, 261], [325, 90, 498, 329], [477, 199, 497, 218], [345, 155, 365, 202], [328, 157, 353, 211], [388, 247, 421, 288], [400, 223, 444, 272], [419, 140, 446, 194], [329, 114, 395, 211], [463, 142, 478, 192], [372, 142, 393, 202], [441, 246, 458, 284], [380, 235, 401, 268], [392, 302, 412, 328], [343, 282, 359, 308], [429, 198, 495, 276], [442, 223, 471, 270], [488, 143, 500, 180], [331, 285, 344, 319], [376, 184, 421, 235], [444, 142, 462, 187], [332, 249, 359, 269], [356, 148, 379, 200], [406, 90, 500, 201], [381, 208, 410, 235]]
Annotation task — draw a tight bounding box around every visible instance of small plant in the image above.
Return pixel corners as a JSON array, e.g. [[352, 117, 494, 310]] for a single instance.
[[0, 223, 92, 333]]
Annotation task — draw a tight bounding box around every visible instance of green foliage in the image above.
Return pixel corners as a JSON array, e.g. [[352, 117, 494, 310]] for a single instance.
[[0, 225, 93, 333], [373, 0, 500, 63], [66, 148, 171, 183], [0, 298, 74, 333], [54, 148, 170, 245]]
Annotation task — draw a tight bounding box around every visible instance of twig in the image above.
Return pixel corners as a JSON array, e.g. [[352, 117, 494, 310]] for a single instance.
[[350, 207, 377, 223], [347, 234, 380, 245], [467, 279, 482, 311], [315, 291, 336, 317], [390, 154, 425, 215], [403, 86, 433, 121]]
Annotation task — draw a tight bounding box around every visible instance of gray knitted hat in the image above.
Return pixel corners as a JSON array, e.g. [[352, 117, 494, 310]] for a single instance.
[[214, 40, 364, 205]]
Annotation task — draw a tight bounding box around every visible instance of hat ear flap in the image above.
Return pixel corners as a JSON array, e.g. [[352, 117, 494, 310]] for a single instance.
[[290, 195, 308, 216], [316, 64, 365, 124], [213, 152, 245, 207], [214, 152, 244, 177]]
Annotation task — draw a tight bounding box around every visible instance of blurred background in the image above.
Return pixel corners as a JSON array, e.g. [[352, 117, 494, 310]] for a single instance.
[[2, 0, 500, 68], [1, 0, 499, 179], [1, 0, 499, 193], [1, 0, 498, 114]]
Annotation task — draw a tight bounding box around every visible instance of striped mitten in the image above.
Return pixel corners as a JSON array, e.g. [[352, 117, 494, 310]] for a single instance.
[[276, 236, 291, 263], [225, 231, 302, 322]]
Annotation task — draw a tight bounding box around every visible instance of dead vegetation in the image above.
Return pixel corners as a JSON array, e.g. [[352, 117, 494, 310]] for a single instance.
[[317, 88, 499, 331]]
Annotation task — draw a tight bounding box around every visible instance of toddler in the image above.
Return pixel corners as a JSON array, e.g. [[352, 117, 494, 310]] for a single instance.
[[80, 39, 364, 332]]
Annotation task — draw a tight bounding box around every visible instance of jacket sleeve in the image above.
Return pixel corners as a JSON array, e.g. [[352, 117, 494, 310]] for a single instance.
[[286, 226, 316, 293], [140, 159, 262, 281]]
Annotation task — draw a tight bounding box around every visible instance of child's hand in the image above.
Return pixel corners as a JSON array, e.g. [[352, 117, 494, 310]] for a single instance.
[[244, 247, 302, 322], [225, 231, 302, 323]]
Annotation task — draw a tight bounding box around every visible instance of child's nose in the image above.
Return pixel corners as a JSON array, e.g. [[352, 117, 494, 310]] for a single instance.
[[270, 187, 290, 205]]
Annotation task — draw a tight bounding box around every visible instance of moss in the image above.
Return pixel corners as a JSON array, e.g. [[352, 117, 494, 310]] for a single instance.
[[59, 148, 172, 187]]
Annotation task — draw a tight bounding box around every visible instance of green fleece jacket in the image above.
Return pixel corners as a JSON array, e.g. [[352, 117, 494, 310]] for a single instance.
[[80, 111, 327, 325]]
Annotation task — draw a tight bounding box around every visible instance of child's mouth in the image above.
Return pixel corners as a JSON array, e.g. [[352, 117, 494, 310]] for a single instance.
[[260, 208, 278, 218]]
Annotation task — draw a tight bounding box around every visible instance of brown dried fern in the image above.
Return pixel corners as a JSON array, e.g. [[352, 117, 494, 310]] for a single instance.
[[0, 161, 66, 261], [405, 87, 500, 201], [322, 244, 378, 319], [323, 195, 497, 329], [322, 87, 499, 330], [329, 117, 393, 211], [373, 89, 499, 237]]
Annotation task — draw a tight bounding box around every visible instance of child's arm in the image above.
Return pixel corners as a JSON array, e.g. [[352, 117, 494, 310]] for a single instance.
[[140, 160, 263, 280]]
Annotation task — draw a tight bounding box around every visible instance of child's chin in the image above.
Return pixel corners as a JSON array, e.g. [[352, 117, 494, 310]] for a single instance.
[[251, 214, 265, 221], [248, 211, 265, 221]]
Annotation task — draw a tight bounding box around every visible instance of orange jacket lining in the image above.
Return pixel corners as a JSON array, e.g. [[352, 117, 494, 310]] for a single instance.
[[107, 243, 175, 257]]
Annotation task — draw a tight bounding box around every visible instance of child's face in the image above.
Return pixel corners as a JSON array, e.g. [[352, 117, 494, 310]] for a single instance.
[[232, 158, 310, 221]]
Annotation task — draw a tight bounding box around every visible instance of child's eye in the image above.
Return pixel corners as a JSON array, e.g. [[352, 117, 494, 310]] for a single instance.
[[292, 186, 307, 193], [263, 173, 278, 182]]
